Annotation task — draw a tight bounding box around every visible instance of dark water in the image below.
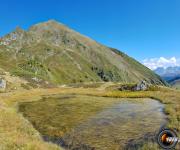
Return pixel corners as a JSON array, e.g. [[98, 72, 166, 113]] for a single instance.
[[43, 98, 166, 150]]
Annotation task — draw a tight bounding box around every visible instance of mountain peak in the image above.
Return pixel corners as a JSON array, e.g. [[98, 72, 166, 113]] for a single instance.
[[46, 19, 62, 24], [28, 20, 70, 34], [14, 26, 25, 33], [38, 19, 65, 27], [30, 19, 64, 28]]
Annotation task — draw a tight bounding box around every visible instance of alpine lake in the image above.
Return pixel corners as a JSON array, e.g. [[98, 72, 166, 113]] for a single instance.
[[18, 94, 166, 150]]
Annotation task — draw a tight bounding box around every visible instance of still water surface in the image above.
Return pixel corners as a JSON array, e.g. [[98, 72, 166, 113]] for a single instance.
[[43, 98, 166, 150]]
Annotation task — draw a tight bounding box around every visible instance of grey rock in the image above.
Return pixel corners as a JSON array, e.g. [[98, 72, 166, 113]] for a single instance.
[[135, 80, 149, 91], [0, 78, 6, 90]]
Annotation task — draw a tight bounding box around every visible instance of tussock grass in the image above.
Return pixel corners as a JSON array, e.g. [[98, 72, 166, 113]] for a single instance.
[[0, 89, 66, 150], [0, 107, 60, 150]]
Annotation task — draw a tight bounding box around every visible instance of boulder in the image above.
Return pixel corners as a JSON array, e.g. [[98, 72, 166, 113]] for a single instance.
[[0, 78, 6, 91], [135, 80, 149, 91]]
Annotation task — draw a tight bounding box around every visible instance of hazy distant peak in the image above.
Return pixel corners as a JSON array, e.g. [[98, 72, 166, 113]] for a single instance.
[[155, 66, 180, 79]]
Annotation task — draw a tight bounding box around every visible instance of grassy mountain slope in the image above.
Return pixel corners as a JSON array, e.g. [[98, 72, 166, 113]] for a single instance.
[[0, 20, 166, 86], [168, 77, 180, 89], [172, 81, 180, 89]]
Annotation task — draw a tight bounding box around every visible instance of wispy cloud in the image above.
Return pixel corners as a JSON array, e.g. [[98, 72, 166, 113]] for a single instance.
[[142, 57, 180, 70]]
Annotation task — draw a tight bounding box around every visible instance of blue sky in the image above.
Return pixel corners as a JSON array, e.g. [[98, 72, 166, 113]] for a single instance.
[[1, 0, 180, 69]]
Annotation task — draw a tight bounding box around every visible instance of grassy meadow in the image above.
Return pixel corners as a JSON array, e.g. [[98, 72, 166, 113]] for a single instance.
[[0, 83, 179, 149]]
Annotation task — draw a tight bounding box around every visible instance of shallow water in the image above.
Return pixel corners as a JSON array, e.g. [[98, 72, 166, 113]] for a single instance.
[[42, 98, 166, 150], [19, 96, 167, 150]]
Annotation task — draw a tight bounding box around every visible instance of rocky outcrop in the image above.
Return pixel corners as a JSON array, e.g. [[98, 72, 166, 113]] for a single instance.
[[134, 80, 149, 91]]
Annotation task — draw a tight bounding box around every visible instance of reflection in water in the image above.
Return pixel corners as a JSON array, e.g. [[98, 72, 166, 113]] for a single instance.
[[44, 98, 166, 150]]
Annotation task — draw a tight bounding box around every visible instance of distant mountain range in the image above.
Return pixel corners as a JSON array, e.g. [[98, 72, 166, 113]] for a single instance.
[[154, 66, 180, 88], [0, 20, 166, 86]]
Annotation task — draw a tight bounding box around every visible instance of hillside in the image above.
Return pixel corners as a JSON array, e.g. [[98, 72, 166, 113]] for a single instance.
[[168, 76, 180, 89], [155, 66, 180, 88], [172, 80, 180, 89], [0, 20, 166, 86]]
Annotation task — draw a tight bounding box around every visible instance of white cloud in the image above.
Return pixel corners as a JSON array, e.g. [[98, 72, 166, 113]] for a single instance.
[[142, 57, 180, 70]]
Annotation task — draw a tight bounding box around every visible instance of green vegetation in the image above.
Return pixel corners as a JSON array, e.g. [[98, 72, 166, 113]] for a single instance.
[[0, 20, 166, 86]]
